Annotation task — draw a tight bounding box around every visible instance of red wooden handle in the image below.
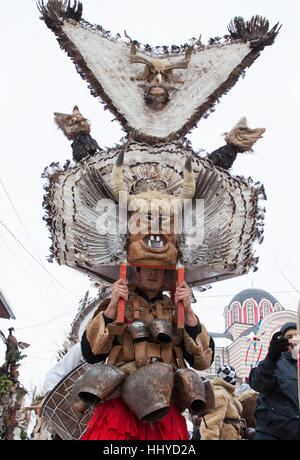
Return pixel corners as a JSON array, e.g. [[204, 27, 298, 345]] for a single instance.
[[117, 264, 127, 324], [177, 267, 185, 328]]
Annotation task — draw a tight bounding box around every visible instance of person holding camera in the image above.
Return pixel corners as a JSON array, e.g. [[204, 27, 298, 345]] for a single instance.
[[249, 322, 300, 440]]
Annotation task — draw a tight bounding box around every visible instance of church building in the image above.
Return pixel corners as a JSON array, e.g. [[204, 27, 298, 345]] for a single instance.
[[204, 288, 297, 382]]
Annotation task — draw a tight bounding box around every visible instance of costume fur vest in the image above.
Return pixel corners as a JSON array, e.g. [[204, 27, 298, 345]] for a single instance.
[[85, 289, 213, 374]]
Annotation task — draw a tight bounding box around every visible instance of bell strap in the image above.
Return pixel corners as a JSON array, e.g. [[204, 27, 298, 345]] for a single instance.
[[134, 341, 148, 368], [154, 301, 164, 319], [132, 297, 141, 320], [146, 342, 161, 364], [173, 346, 186, 369], [161, 342, 173, 364], [107, 323, 127, 336], [123, 328, 135, 362], [224, 418, 241, 424], [107, 345, 122, 366]]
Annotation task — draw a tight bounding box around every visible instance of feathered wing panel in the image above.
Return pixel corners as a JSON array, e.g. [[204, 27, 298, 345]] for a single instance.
[[177, 160, 265, 285], [38, 1, 280, 142], [42, 143, 191, 280], [73, 166, 128, 267], [42, 144, 186, 280], [42, 160, 127, 281], [42, 145, 265, 285]]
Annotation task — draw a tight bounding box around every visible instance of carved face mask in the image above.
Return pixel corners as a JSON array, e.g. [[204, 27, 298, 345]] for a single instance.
[[127, 202, 179, 268], [111, 152, 195, 267], [127, 33, 195, 111]]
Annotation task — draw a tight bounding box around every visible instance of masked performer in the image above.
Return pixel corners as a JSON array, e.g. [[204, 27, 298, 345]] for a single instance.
[[38, 1, 280, 441], [80, 266, 214, 440]]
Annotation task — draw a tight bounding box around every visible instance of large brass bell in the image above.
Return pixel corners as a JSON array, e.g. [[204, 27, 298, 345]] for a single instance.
[[172, 368, 207, 415], [78, 363, 126, 406], [120, 362, 173, 422], [127, 320, 151, 342], [71, 375, 90, 414], [149, 319, 173, 344]]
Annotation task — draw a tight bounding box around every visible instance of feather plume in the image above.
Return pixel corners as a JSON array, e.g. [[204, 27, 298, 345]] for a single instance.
[[37, 0, 83, 30], [228, 16, 282, 49]]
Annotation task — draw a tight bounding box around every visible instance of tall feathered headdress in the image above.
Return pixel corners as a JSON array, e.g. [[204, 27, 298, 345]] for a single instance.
[[39, 1, 278, 286]]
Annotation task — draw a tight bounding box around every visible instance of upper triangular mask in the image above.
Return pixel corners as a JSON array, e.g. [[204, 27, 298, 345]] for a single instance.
[[38, 2, 280, 142]]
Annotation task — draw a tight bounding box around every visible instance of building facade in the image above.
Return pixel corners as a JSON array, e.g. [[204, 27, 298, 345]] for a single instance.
[[202, 288, 297, 382]]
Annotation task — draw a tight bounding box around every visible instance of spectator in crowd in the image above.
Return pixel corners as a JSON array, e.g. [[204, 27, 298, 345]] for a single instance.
[[191, 415, 201, 440], [249, 322, 300, 440], [200, 365, 242, 440]]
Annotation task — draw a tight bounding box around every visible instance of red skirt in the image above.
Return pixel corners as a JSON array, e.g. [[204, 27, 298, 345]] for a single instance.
[[81, 397, 189, 440]]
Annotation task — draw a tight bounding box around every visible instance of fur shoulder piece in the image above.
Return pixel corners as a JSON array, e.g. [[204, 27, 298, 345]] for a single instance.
[[237, 389, 259, 428], [213, 377, 236, 393], [237, 388, 259, 403]]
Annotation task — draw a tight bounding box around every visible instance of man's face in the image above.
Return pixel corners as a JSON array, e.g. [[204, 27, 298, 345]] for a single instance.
[[284, 329, 297, 353], [135, 267, 166, 293]]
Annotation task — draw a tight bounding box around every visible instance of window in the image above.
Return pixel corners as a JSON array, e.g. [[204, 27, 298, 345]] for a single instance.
[[215, 355, 221, 373], [261, 300, 271, 317], [233, 304, 239, 323], [274, 302, 283, 312], [247, 301, 254, 324]]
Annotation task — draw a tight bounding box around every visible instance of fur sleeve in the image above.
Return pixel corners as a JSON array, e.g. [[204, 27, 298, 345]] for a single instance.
[[183, 322, 214, 370], [200, 390, 228, 440], [86, 310, 115, 355]]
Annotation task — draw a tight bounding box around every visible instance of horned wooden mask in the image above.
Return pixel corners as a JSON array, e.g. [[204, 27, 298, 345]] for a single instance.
[[110, 153, 195, 268]]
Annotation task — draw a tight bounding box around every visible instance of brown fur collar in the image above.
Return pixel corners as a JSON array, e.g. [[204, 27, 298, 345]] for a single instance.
[[213, 376, 236, 393]]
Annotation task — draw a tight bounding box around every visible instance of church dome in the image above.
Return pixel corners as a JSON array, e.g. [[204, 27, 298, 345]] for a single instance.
[[224, 288, 284, 329], [228, 288, 280, 307]]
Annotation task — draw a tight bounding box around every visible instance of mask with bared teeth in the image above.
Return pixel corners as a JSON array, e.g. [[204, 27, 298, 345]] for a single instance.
[[110, 152, 195, 268]]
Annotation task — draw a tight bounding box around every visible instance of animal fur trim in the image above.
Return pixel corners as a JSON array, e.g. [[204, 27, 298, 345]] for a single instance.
[[86, 311, 114, 355], [200, 378, 243, 440], [54, 106, 91, 140], [225, 117, 265, 152], [183, 323, 212, 370]]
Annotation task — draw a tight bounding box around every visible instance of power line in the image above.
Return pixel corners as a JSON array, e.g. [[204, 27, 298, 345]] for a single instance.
[[15, 309, 78, 330], [272, 253, 300, 296], [0, 228, 69, 317], [0, 216, 78, 299], [0, 176, 72, 311], [0, 178, 82, 323]]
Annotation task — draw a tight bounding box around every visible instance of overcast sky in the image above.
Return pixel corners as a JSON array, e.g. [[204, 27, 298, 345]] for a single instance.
[[0, 0, 299, 397]]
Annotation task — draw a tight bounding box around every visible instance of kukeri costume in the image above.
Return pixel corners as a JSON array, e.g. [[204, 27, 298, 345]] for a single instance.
[[79, 287, 214, 439], [82, 289, 213, 371], [38, 0, 280, 440], [200, 367, 243, 441], [249, 323, 300, 440]]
